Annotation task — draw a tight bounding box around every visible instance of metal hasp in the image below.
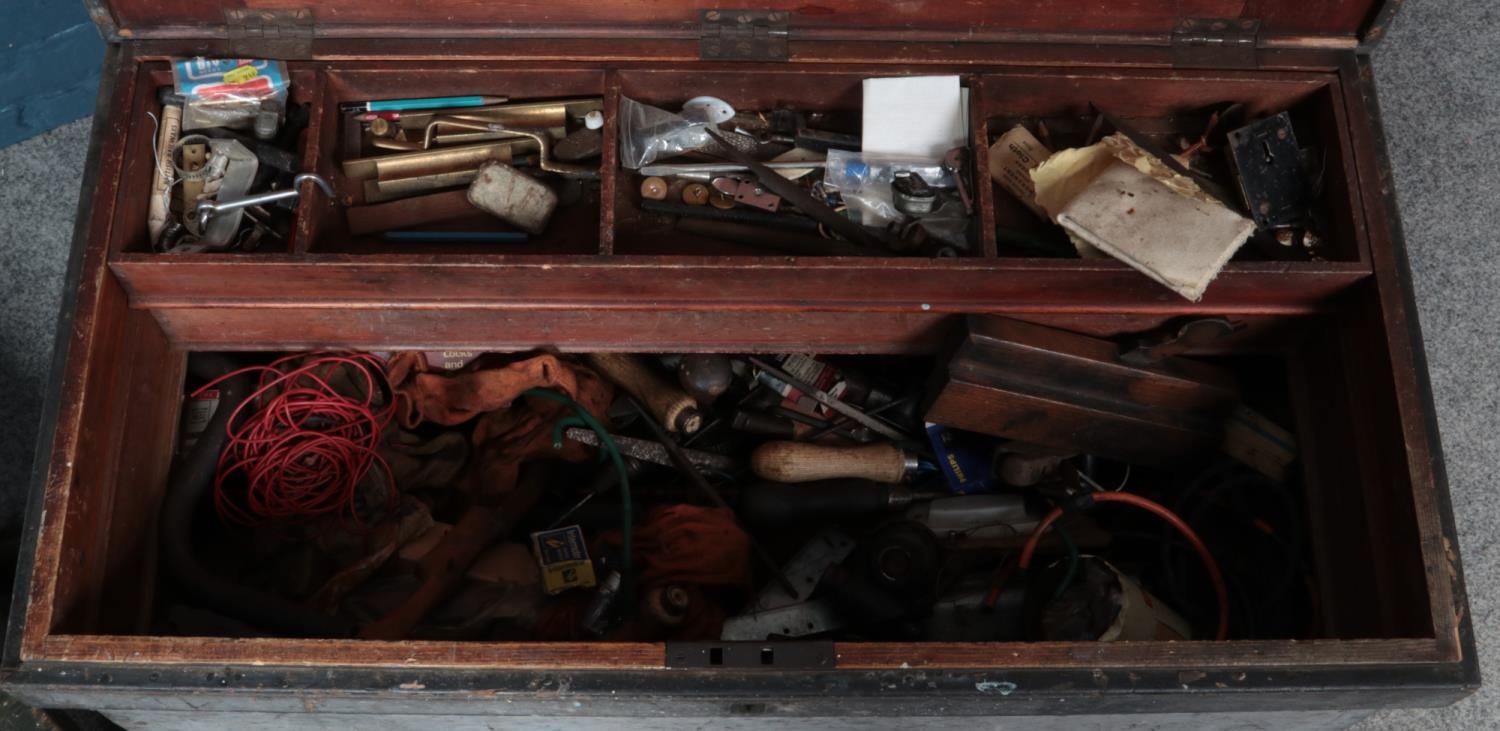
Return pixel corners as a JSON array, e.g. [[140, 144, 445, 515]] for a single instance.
[[195, 173, 334, 232], [700, 10, 790, 61], [1172, 18, 1261, 69]]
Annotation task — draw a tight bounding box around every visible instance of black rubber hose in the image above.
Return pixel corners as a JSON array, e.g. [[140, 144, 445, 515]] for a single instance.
[[160, 353, 355, 637]]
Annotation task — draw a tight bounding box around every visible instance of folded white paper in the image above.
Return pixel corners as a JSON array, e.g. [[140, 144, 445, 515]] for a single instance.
[[862, 75, 967, 160]]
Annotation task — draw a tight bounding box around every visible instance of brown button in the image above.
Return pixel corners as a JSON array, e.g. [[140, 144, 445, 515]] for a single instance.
[[369, 117, 392, 138], [709, 191, 736, 210], [640, 176, 669, 201], [681, 183, 711, 206]]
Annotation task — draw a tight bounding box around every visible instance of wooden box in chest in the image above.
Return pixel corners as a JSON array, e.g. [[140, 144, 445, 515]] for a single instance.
[[1, 0, 1478, 727]]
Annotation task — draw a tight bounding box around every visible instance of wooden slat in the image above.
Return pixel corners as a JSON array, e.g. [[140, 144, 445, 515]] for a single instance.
[[113, 256, 1370, 313], [834, 638, 1451, 670], [37, 636, 663, 669], [20, 55, 140, 658], [1339, 56, 1467, 663], [150, 308, 956, 353], [31, 635, 1449, 671], [100, 0, 1384, 44]]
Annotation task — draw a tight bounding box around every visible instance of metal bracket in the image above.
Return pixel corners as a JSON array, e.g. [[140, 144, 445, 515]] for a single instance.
[[225, 9, 315, 59], [1171, 18, 1260, 69], [667, 641, 835, 669], [700, 10, 790, 62]]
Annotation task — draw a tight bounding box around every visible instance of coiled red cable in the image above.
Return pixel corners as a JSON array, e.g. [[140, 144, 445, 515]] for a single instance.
[[1020, 492, 1230, 641], [192, 352, 396, 527]]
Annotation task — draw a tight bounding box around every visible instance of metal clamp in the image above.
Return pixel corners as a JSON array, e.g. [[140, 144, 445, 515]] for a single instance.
[[195, 173, 335, 231]]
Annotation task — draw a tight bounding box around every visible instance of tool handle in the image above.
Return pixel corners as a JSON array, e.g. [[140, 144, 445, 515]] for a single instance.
[[750, 441, 913, 483], [739, 479, 896, 523], [587, 354, 701, 433]]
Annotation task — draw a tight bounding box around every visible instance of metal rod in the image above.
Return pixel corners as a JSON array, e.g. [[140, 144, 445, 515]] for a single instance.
[[195, 173, 334, 231], [638, 160, 829, 177], [625, 397, 799, 596], [746, 356, 913, 444], [564, 427, 738, 472]]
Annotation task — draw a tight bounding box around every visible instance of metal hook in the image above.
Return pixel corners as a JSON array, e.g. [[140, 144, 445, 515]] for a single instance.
[[196, 173, 335, 231]]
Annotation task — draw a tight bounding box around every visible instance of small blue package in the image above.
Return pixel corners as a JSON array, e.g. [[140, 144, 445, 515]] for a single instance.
[[926, 422, 1001, 494]]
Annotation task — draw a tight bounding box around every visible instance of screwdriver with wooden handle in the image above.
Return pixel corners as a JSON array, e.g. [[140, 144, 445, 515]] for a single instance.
[[750, 441, 919, 483], [587, 353, 702, 434]]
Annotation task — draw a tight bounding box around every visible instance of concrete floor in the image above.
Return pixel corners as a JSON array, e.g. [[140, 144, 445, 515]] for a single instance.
[[0, 2, 1496, 727]]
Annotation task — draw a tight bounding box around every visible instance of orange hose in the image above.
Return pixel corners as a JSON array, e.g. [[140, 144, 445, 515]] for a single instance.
[[1020, 492, 1230, 641]]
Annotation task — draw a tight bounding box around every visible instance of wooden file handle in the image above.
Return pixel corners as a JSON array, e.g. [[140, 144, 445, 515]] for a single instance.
[[587, 353, 701, 433], [750, 441, 915, 484]]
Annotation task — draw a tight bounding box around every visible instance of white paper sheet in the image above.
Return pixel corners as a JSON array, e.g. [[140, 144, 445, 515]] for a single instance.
[[862, 75, 967, 160]]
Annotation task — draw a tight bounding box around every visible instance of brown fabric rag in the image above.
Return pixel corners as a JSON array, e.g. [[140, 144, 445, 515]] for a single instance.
[[387, 352, 614, 496]]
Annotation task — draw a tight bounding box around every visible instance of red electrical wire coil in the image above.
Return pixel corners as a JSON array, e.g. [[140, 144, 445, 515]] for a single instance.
[[192, 352, 396, 527], [1020, 491, 1231, 641]]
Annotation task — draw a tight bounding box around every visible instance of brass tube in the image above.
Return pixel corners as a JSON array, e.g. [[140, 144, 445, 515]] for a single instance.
[[364, 170, 481, 203], [343, 139, 538, 181], [394, 98, 600, 131]]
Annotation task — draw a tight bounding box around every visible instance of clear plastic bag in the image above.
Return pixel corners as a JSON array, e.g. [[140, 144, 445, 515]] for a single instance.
[[172, 58, 290, 133], [823, 149, 956, 226], [617, 96, 714, 170]]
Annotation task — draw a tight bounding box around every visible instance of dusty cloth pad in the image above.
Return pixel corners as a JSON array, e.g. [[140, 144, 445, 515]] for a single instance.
[[1031, 133, 1254, 301]]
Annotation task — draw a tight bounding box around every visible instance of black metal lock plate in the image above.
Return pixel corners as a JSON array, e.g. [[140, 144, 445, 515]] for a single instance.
[[1228, 112, 1311, 229]]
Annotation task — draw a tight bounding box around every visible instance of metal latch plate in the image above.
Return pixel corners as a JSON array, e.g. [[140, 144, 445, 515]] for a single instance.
[[1171, 18, 1261, 69], [700, 10, 790, 62]]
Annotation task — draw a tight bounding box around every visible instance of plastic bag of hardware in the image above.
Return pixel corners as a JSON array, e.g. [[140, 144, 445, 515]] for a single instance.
[[618, 96, 713, 170], [172, 58, 290, 135], [823, 150, 955, 226]]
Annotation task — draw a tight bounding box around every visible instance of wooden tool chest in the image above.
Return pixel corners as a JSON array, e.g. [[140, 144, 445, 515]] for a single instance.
[[1, 0, 1479, 727]]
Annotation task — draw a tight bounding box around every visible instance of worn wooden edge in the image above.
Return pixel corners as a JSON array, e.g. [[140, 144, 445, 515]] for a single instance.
[[116, 38, 1353, 73], [23, 635, 1452, 673], [3, 46, 134, 670], [598, 70, 622, 255], [833, 638, 1451, 670], [32, 636, 664, 670], [148, 308, 957, 354], [1341, 56, 1472, 668], [109, 257, 1372, 313], [96, 314, 184, 635]]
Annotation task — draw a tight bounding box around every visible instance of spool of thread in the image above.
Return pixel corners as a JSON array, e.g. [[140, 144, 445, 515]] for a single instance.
[[640, 176, 669, 201]]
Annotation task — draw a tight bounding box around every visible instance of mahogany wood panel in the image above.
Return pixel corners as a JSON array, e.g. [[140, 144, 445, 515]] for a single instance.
[[20, 56, 139, 659], [1339, 56, 1467, 661], [89, 311, 184, 636], [111, 256, 1371, 313], [32, 634, 1448, 671], [149, 308, 957, 353], [102, 0, 1385, 43]]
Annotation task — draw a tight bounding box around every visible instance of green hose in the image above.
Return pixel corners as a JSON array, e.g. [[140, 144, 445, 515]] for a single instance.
[[1052, 524, 1079, 601], [525, 387, 633, 573]]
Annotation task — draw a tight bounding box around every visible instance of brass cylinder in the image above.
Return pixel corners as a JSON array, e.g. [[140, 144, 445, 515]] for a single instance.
[[343, 140, 538, 182]]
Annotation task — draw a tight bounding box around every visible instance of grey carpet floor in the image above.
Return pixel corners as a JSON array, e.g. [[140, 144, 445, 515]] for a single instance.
[[0, 1, 1495, 726]]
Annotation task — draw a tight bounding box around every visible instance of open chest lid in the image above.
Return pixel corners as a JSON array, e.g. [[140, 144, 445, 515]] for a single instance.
[[93, 0, 1400, 56]]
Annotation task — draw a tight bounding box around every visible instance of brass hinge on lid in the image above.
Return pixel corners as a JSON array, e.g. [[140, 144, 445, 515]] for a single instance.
[[700, 9, 790, 62], [1172, 18, 1261, 69], [225, 8, 315, 59]]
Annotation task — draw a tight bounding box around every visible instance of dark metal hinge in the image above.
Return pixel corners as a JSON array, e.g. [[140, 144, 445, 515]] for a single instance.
[[1172, 17, 1261, 69], [225, 9, 315, 59], [667, 641, 834, 669], [700, 9, 790, 62]]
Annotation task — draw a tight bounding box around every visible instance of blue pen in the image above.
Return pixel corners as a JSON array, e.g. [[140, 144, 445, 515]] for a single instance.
[[340, 95, 507, 114], [382, 231, 529, 243]]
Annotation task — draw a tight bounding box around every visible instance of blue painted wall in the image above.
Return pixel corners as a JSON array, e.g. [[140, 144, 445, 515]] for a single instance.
[[0, 1, 106, 147]]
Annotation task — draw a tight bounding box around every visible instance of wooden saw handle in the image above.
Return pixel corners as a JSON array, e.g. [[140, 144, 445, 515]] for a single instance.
[[750, 441, 914, 483], [587, 353, 702, 433]]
